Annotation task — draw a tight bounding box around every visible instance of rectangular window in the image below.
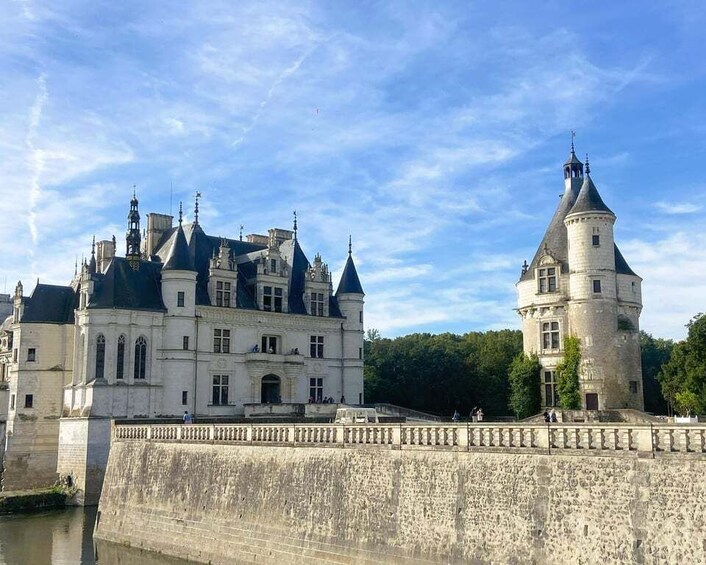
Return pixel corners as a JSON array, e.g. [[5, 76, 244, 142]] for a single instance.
[[359, 311, 363, 323], [593, 279, 602, 293], [263, 286, 272, 311], [182, 391, 188, 405], [212, 375, 229, 405], [183, 336, 189, 350], [592, 235, 600, 246], [12, 349, 17, 363], [24, 394, 33, 408], [310, 335, 324, 358], [10, 394, 15, 410], [274, 287, 283, 312], [538, 267, 557, 293], [262, 335, 278, 354], [359, 347, 363, 360], [27, 348, 36, 362], [213, 329, 230, 353], [544, 370, 558, 407], [629, 381, 638, 394], [270, 259, 277, 274], [309, 377, 323, 402], [216, 281, 231, 308], [542, 321, 560, 351], [311, 293, 325, 316], [177, 291, 185, 307]]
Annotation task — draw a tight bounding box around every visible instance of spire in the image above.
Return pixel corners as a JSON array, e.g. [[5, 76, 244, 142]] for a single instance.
[[239, 224, 243, 241], [74, 257, 78, 277], [293, 210, 298, 241], [567, 156, 614, 217], [348, 235, 352, 256], [336, 239, 364, 296], [88, 235, 97, 274], [126, 188, 142, 269], [585, 153, 591, 175], [178, 201, 183, 226], [163, 222, 196, 272], [563, 132, 584, 187], [194, 192, 201, 226]]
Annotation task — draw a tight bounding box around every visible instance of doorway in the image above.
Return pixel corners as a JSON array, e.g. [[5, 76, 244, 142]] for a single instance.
[[261, 374, 281, 404], [585, 393, 599, 411]]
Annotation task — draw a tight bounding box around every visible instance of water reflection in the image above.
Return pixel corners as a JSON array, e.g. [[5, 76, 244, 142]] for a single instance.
[[0, 507, 192, 565]]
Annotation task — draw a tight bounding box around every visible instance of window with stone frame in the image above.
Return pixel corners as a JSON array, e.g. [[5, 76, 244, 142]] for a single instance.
[[27, 348, 36, 362], [544, 370, 558, 407], [593, 279, 602, 294], [134, 336, 147, 380], [261, 335, 278, 354], [310, 335, 324, 358], [183, 336, 189, 350], [213, 329, 231, 353], [537, 267, 558, 293], [177, 291, 185, 307], [541, 321, 560, 351], [309, 377, 323, 402], [95, 335, 106, 379], [216, 281, 231, 307], [116, 335, 126, 379], [25, 394, 33, 408], [263, 286, 283, 312], [212, 375, 229, 405], [311, 292, 325, 316]]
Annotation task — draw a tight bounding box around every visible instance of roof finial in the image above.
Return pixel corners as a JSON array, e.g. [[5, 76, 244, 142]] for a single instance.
[[293, 210, 298, 241], [585, 153, 590, 175], [570, 130, 576, 154], [178, 201, 183, 226], [91, 235, 95, 256], [348, 235, 352, 256], [132, 184, 137, 199], [239, 224, 243, 241], [74, 257, 78, 276], [194, 191, 201, 225]]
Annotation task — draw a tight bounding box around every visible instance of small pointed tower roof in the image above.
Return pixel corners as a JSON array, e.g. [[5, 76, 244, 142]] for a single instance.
[[163, 202, 196, 271], [567, 154, 614, 216], [336, 236, 364, 295]]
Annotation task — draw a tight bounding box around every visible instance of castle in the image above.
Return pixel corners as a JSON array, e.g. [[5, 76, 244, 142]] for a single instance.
[[0, 194, 364, 500], [516, 144, 644, 411]]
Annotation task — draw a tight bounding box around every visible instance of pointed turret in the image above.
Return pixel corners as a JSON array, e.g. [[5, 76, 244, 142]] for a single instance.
[[336, 237, 364, 296], [88, 236, 97, 274], [163, 226, 195, 272], [566, 156, 614, 217]]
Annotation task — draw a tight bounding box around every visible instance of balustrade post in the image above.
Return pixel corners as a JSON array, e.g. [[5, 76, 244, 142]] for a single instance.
[[622, 428, 633, 451], [146, 425, 152, 442], [635, 425, 653, 456]]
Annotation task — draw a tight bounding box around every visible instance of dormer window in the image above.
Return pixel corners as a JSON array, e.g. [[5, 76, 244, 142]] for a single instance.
[[538, 267, 557, 293], [263, 286, 283, 312], [311, 293, 325, 316], [216, 281, 231, 307], [270, 259, 277, 274]]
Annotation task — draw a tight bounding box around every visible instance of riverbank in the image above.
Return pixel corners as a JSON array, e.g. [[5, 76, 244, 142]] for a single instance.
[[0, 487, 66, 514]]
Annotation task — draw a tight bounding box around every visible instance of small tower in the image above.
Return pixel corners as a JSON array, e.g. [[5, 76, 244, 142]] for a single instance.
[[126, 189, 142, 268], [563, 132, 584, 193], [335, 237, 365, 404]]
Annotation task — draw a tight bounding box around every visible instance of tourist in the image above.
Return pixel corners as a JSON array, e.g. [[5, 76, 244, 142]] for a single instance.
[[340, 396, 345, 404], [470, 407, 478, 422], [183, 410, 193, 425], [543, 410, 550, 423], [550, 409, 557, 423], [477, 408, 484, 422], [452, 410, 460, 422]]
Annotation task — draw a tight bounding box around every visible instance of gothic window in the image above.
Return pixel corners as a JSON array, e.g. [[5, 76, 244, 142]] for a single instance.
[[311, 293, 325, 316], [95, 335, 105, 379], [538, 267, 557, 293], [212, 375, 229, 405], [263, 286, 283, 312], [544, 370, 558, 407], [116, 335, 126, 379], [213, 329, 230, 353], [216, 281, 231, 307], [134, 336, 147, 380], [541, 322, 560, 351], [309, 377, 323, 402], [310, 335, 324, 358]]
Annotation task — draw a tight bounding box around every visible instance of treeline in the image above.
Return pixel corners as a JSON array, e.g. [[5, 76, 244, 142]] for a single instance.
[[364, 321, 697, 417]]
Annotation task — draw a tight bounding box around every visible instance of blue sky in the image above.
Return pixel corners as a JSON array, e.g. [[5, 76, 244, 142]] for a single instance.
[[1, 1, 705, 340]]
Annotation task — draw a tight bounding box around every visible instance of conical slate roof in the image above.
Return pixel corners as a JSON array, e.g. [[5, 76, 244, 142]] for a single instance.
[[336, 254, 364, 295], [567, 174, 614, 216], [162, 225, 195, 271]]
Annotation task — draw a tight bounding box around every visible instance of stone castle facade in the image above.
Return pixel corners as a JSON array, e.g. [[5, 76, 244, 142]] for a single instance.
[[517, 145, 644, 411], [0, 194, 364, 499]]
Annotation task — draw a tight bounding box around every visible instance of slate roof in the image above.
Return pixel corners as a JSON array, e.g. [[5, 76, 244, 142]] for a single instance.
[[21, 284, 78, 324], [336, 255, 364, 295], [162, 225, 195, 271], [88, 258, 166, 311], [567, 174, 614, 216]]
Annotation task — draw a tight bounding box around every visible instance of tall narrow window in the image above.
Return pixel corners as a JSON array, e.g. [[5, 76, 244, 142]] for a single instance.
[[544, 370, 558, 407], [592, 235, 600, 246], [213, 329, 230, 353], [538, 267, 557, 293], [216, 281, 231, 307], [593, 279, 602, 293], [95, 335, 105, 379], [183, 336, 189, 350], [134, 336, 147, 380], [25, 394, 33, 408], [310, 335, 324, 358], [182, 391, 188, 405], [27, 348, 36, 362], [542, 322, 560, 351], [177, 291, 185, 307], [263, 286, 272, 311], [309, 377, 323, 402], [311, 293, 325, 316], [212, 375, 229, 405], [116, 335, 125, 379], [270, 259, 277, 274], [274, 288, 283, 312]]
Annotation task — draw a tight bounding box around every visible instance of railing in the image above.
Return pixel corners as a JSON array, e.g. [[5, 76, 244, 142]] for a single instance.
[[111, 422, 706, 457]]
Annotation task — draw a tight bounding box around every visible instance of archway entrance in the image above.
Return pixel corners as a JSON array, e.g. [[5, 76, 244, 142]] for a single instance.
[[261, 374, 281, 404]]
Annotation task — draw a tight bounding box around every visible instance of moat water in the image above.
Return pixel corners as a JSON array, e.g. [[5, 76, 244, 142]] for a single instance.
[[0, 507, 192, 565]]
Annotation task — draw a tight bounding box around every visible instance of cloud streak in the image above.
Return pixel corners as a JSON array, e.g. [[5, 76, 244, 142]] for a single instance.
[[26, 72, 48, 245]]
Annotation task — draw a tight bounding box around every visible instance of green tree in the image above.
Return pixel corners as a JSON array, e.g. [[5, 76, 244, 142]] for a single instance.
[[508, 353, 542, 419], [640, 331, 674, 414], [556, 335, 581, 409]]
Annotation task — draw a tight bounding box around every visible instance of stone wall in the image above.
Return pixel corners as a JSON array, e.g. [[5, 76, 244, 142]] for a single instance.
[[96, 435, 706, 564]]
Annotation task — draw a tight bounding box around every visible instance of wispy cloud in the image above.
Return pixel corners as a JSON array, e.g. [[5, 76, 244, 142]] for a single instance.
[[26, 73, 47, 245], [655, 201, 701, 214]]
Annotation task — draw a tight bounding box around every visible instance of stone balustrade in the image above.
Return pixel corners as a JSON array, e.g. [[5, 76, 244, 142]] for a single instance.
[[112, 422, 706, 456]]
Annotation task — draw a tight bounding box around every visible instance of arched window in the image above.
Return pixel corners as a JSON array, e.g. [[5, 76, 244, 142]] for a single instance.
[[116, 335, 126, 380], [261, 374, 281, 404], [95, 334, 106, 379], [134, 336, 147, 380]]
